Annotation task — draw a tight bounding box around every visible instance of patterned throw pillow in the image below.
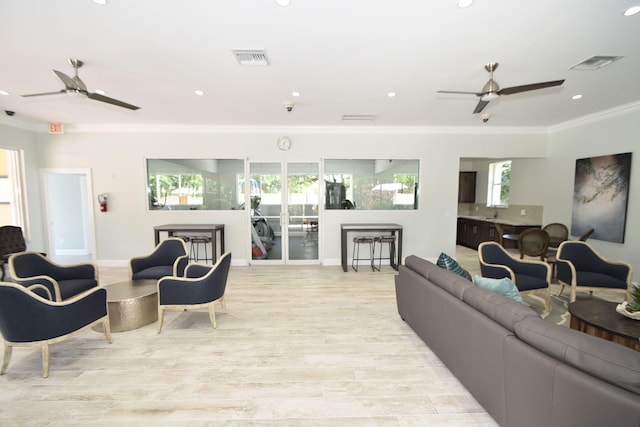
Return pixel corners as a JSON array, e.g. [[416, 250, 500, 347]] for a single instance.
[[436, 252, 471, 280], [473, 275, 524, 303]]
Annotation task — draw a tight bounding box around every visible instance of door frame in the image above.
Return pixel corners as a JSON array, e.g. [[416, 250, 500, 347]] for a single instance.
[[247, 160, 320, 266]]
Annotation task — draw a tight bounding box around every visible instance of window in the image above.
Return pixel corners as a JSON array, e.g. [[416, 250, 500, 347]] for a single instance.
[[487, 160, 511, 206], [324, 159, 419, 210], [146, 159, 244, 210], [0, 148, 28, 232]]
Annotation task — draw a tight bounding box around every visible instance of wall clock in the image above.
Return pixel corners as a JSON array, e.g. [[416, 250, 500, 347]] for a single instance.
[[277, 136, 291, 151]]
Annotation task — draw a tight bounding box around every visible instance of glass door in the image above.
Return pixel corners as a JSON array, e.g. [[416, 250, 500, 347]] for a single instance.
[[248, 161, 319, 265]]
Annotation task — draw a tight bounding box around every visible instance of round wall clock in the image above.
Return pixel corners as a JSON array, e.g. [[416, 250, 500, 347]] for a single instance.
[[277, 136, 291, 151]]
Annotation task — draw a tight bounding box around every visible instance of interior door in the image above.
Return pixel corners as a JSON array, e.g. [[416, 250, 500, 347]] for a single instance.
[[248, 161, 319, 265]]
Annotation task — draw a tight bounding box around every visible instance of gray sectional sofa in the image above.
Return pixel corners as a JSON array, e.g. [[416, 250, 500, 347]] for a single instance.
[[395, 255, 640, 427]]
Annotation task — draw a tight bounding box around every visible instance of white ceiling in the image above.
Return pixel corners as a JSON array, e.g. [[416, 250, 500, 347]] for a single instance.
[[1, 0, 639, 129]]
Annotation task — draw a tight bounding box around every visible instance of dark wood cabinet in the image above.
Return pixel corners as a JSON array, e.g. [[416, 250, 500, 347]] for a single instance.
[[458, 171, 477, 203], [457, 217, 542, 250]]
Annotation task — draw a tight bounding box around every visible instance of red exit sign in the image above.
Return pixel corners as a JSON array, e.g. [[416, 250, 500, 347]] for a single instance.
[[49, 123, 64, 134]]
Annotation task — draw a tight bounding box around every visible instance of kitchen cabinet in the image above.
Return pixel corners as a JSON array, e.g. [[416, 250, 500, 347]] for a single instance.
[[458, 171, 477, 203], [456, 217, 541, 250]]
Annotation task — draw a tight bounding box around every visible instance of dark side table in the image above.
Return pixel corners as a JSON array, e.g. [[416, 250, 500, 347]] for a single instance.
[[568, 298, 640, 352]]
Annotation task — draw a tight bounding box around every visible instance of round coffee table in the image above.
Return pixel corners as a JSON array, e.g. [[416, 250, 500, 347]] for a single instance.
[[93, 279, 158, 333], [568, 298, 640, 351]]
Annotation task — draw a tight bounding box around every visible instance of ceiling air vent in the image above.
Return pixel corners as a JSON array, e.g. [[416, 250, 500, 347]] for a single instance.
[[570, 55, 623, 70], [341, 114, 378, 121], [232, 50, 269, 66]]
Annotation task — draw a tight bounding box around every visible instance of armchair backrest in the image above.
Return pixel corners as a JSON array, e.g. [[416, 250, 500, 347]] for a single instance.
[[0, 225, 26, 257], [186, 252, 232, 300], [10, 251, 95, 281], [143, 238, 188, 265], [0, 282, 107, 343], [479, 241, 519, 270], [557, 241, 627, 276]]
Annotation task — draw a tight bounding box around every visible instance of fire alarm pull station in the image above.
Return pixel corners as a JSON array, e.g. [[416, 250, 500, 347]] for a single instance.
[[98, 194, 108, 212]]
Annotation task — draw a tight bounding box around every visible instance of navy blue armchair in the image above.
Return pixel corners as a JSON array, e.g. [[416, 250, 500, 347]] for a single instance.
[[478, 241, 552, 313], [129, 237, 188, 280], [9, 252, 98, 301], [157, 252, 232, 333], [556, 241, 631, 302], [0, 282, 111, 378]]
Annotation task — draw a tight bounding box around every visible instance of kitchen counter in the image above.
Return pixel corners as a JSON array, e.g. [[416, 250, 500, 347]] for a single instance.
[[457, 215, 541, 227]]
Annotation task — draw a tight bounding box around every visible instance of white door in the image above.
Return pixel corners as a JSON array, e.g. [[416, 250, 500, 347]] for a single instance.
[[41, 169, 96, 263]]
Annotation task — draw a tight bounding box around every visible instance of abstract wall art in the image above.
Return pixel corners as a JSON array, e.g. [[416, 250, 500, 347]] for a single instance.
[[571, 152, 632, 243]]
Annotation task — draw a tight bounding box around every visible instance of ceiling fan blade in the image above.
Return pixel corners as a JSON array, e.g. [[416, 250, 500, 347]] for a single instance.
[[87, 92, 140, 110], [498, 79, 565, 95], [437, 90, 482, 96], [22, 90, 66, 97], [473, 100, 490, 114], [53, 70, 81, 90]]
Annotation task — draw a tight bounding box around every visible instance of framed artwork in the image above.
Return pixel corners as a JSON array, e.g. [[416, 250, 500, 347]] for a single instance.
[[571, 152, 632, 243]]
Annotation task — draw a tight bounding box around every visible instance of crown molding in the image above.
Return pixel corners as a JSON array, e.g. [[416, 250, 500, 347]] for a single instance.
[[549, 101, 640, 133]]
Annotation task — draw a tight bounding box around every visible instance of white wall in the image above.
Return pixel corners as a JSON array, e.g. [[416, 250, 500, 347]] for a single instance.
[[0, 123, 46, 252], [32, 129, 546, 266], [545, 107, 640, 271]]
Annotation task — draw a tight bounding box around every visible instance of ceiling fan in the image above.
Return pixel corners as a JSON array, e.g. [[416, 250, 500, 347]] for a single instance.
[[22, 58, 140, 110], [437, 62, 564, 114]]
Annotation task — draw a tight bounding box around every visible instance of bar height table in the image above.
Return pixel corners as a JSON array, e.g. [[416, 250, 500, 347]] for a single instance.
[[341, 223, 403, 272], [154, 224, 225, 263]]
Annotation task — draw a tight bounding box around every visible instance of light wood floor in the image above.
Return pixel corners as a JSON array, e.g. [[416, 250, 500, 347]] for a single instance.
[[0, 262, 497, 426]]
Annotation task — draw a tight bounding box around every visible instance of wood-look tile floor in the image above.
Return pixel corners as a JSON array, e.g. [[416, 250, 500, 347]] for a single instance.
[[0, 261, 497, 426]]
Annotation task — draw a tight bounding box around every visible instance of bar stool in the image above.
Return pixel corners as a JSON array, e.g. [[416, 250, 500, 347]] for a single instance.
[[352, 236, 375, 272], [372, 235, 396, 271], [189, 236, 213, 263]]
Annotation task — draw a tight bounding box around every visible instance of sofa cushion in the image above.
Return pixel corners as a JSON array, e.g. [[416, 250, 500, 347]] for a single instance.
[[132, 266, 173, 280], [514, 316, 640, 395], [437, 252, 472, 280], [429, 265, 473, 300], [405, 255, 438, 280], [463, 286, 539, 332], [474, 275, 524, 303]]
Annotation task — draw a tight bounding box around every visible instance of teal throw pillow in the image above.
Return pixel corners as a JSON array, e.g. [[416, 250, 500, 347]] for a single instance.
[[437, 252, 471, 280], [473, 275, 524, 303]]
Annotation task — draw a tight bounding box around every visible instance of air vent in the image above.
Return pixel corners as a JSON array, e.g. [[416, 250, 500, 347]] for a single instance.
[[232, 50, 269, 66], [341, 114, 378, 121], [570, 55, 623, 70]]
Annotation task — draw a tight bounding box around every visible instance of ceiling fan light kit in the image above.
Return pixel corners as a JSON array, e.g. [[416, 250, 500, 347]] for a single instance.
[[437, 61, 564, 115], [22, 58, 140, 111]]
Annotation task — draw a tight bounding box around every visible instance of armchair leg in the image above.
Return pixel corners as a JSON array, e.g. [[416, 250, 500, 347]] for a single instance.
[[1, 343, 12, 375], [157, 308, 165, 334], [558, 284, 565, 297], [102, 319, 113, 344], [543, 288, 551, 316], [208, 306, 217, 329], [219, 297, 228, 313], [570, 286, 577, 303], [42, 343, 50, 378]]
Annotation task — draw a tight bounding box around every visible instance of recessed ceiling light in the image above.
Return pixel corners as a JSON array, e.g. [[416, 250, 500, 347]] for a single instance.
[[457, 0, 473, 8], [291, 91, 301, 97], [0, 90, 9, 96], [91, 0, 107, 5], [276, 0, 291, 6], [94, 89, 106, 95], [624, 5, 640, 16], [387, 92, 397, 98], [194, 90, 205, 96], [572, 94, 583, 100]]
